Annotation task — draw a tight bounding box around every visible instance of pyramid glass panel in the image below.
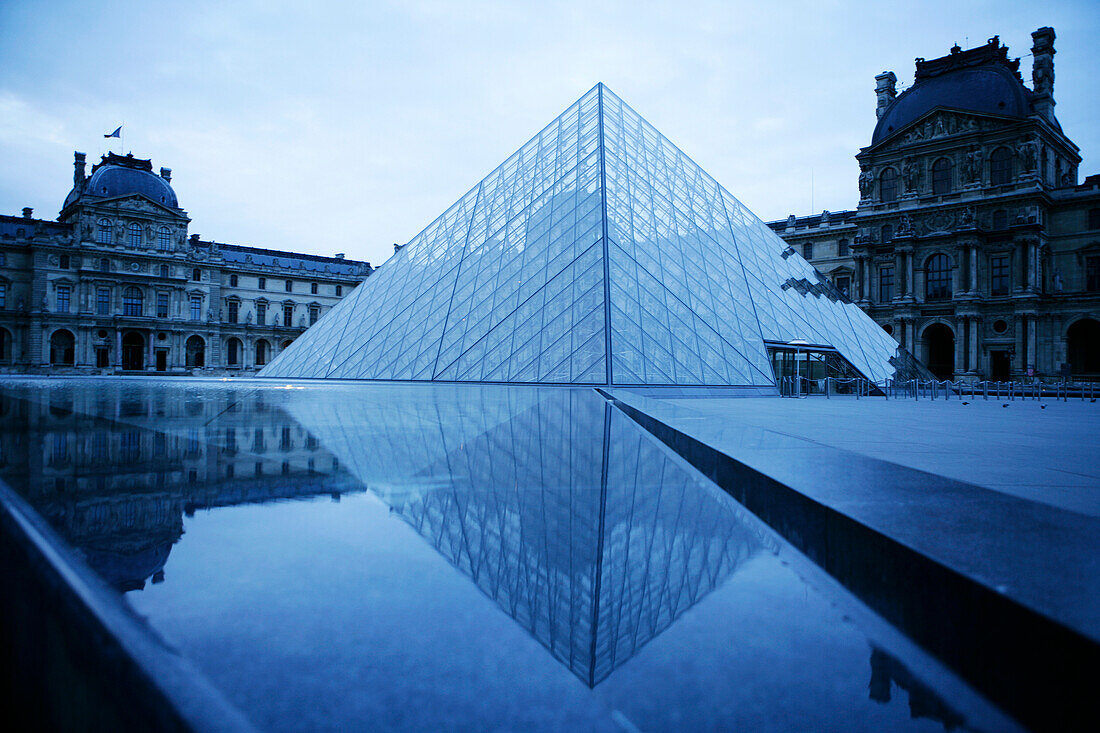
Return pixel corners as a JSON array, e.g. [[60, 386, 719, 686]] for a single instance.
[[261, 84, 906, 386]]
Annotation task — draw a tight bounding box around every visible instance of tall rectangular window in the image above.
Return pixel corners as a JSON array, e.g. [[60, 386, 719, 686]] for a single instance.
[[802, 243, 813, 260], [335, 284, 342, 296], [227, 300, 239, 324], [285, 279, 293, 292], [1089, 208, 1100, 231], [229, 274, 238, 287], [157, 292, 169, 318], [0, 283, 6, 310], [97, 287, 110, 315], [309, 305, 320, 325], [879, 266, 894, 302], [834, 276, 850, 299], [283, 304, 294, 327], [837, 238, 849, 257], [991, 256, 1010, 295], [310, 282, 318, 295], [56, 285, 71, 313], [257, 302, 267, 325], [1087, 256, 1100, 292], [190, 294, 202, 321], [258, 277, 266, 290]]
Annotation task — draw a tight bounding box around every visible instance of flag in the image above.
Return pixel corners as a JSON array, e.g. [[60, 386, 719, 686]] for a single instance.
[[104, 126, 121, 139]]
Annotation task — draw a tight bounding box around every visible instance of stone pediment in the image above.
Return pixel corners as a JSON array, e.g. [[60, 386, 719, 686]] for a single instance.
[[868, 108, 1022, 152], [95, 194, 187, 219]]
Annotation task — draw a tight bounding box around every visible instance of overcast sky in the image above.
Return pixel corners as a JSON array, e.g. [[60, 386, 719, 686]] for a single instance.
[[1, 0, 1097, 267]]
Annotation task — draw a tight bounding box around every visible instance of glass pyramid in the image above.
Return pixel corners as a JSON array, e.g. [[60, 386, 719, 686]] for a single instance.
[[260, 84, 902, 386]]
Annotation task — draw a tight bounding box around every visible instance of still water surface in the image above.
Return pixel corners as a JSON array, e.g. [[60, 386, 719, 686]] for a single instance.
[[0, 378, 1014, 731]]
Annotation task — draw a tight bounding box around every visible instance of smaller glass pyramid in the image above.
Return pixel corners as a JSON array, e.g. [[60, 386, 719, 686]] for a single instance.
[[260, 84, 903, 386]]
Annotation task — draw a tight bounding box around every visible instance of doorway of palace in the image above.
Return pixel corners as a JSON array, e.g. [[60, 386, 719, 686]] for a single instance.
[[922, 323, 955, 380], [155, 349, 168, 372], [121, 331, 145, 371], [989, 350, 1011, 382], [1067, 318, 1100, 377]]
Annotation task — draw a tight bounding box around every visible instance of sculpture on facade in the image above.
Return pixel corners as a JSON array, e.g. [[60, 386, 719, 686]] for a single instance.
[[903, 158, 922, 192], [963, 148, 983, 184], [858, 168, 875, 199]]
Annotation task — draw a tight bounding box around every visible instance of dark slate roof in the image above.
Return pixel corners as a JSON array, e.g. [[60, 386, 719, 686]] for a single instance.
[[64, 153, 179, 209], [872, 66, 1030, 145], [0, 214, 71, 238], [765, 210, 857, 233], [193, 240, 371, 276]]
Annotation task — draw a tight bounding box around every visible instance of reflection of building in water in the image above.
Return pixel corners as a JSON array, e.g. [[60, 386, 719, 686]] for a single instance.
[[0, 382, 348, 592], [287, 387, 775, 686]]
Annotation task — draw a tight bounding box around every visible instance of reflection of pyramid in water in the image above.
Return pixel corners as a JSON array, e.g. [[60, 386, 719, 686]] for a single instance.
[[285, 387, 772, 686], [260, 84, 901, 385]]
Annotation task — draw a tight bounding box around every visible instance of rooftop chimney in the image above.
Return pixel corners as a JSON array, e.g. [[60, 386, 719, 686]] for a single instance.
[[73, 151, 86, 192], [22, 207, 32, 219], [160, 167, 172, 183], [335, 253, 345, 259], [1031, 27, 1056, 121], [875, 72, 897, 120]]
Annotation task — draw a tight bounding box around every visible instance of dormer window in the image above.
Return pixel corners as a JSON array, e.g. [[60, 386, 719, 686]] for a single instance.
[[990, 147, 1013, 185], [158, 226, 171, 250], [97, 219, 112, 244], [880, 168, 898, 202], [128, 222, 142, 246], [932, 158, 952, 195]]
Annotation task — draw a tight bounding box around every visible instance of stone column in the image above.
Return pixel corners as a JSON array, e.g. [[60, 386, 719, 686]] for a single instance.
[[895, 250, 905, 298], [969, 318, 980, 375], [147, 331, 155, 371], [115, 330, 122, 369], [1027, 316, 1037, 374], [907, 251, 916, 299], [953, 319, 965, 378], [969, 246, 979, 292], [952, 247, 964, 296], [855, 256, 865, 301]]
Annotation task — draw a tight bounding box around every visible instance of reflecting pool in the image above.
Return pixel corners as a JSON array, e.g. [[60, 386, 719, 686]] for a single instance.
[[0, 378, 1015, 731]]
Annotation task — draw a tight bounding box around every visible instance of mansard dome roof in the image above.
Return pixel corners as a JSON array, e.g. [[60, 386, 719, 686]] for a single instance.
[[64, 153, 178, 209], [872, 38, 1031, 146]]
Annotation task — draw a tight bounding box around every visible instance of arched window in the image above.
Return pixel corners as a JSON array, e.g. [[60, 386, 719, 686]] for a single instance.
[[992, 209, 1008, 231], [97, 219, 112, 244], [128, 222, 142, 246], [122, 286, 143, 316], [50, 329, 75, 365], [926, 254, 952, 300], [880, 168, 898, 202], [227, 337, 242, 366], [158, 227, 171, 250], [186, 335, 205, 368], [881, 224, 893, 243], [932, 158, 952, 195], [255, 339, 269, 366], [990, 147, 1013, 185]]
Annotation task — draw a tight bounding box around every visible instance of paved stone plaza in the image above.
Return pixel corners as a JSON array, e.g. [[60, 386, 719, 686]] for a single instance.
[[645, 394, 1100, 516]]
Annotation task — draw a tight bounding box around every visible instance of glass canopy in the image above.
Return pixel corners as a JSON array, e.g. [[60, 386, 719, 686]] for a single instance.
[[260, 84, 902, 386]]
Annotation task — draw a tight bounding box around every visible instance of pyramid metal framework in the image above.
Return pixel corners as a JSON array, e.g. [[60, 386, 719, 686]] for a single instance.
[[260, 84, 902, 386]]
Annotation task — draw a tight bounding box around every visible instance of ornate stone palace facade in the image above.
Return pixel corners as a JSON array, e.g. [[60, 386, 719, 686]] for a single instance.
[[769, 28, 1100, 381], [0, 151, 372, 374]]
